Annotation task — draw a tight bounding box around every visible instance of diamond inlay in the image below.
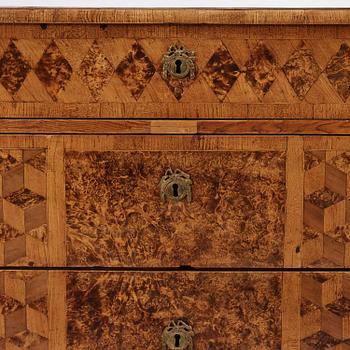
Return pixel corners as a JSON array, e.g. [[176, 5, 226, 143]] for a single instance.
[[79, 41, 114, 100], [0, 294, 23, 315], [325, 42, 350, 102], [202, 45, 240, 101], [5, 188, 45, 209], [0, 150, 22, 172], [301, 331, 341, 349], [244, 41, 277, 100], [0, 40, 31, 95], [8, 330, 48, 348], [35, 40, 73, 101], [116, 42, 155, 100], [326, 297, 350, 316], [305, 188, 345, 209], [283, 41, 321, 100]]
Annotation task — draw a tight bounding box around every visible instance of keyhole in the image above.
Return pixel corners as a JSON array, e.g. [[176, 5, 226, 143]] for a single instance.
[[175, 59, 182, 74], [172, 183, 179, 197], [174, 334, 181, 347]]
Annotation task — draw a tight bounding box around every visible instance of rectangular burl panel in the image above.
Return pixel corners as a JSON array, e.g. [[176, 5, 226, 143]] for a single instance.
[[1, 24, 350, 119], [65, 150, 286, 267], [67, 272, 282, 350], [0, 149, 47, 267], [0, 271, 48, 349], [303, 150, 350, 268]]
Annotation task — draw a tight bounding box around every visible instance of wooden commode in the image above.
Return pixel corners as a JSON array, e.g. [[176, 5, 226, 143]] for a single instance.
[[0, 8, 350, 349]]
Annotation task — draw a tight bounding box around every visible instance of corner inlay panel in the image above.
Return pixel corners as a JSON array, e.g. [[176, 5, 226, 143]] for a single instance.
[[0, 149, 47, 267], [303, 150, 350, 267]]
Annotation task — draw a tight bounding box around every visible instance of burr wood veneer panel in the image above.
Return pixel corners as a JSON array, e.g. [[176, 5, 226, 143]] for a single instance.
[[65, 136, 287, 268]]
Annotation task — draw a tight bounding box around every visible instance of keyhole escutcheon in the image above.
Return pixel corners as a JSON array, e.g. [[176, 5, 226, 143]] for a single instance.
[[175, 59, 182, 74], [172, 183, 179, 197], [174, 334, 181, 347]]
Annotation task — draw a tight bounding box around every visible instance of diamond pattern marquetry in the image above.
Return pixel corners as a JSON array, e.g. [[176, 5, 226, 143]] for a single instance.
[[325, 43, 350, 102], [303, 151, 350, 268], [202, 45, 240, 102], [0, 38, 348, 104], [0, 41, 31, 96], [78, 41, 114, 100], [34, 40, 73, 101], [244, 41, 278, 101], [0, 271, 48, 349], [115, 42, 156, 101], [0, 149, 47, 267], [283, 41, 322, 100], [300, 273, 350, 349]]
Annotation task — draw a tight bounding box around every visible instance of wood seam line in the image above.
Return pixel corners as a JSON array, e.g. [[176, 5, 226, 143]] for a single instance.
[[284, 136, 304, 268]]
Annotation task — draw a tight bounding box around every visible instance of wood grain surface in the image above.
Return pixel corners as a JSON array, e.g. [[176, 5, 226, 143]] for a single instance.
[[0, 270, 348, 349], [0, 9, 349, 25], [0, 22, 347, 118], [4, 135, 350, 268], [3, 119, 350, 134]]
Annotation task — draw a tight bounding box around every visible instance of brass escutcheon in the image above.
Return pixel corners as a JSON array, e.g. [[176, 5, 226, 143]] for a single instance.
[[162, 320, 194, 350], [159, 168, 192, 203], [162, 44, 196, 80]]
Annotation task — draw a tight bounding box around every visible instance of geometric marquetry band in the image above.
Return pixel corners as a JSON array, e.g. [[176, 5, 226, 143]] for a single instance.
[[1, 39, 350, 103]]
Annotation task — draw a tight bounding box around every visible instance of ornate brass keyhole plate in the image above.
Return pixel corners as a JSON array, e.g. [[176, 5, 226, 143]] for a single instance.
[[162, 320, 194, 350], [159, 169, 192, 203], [162, 44, 196, 80]]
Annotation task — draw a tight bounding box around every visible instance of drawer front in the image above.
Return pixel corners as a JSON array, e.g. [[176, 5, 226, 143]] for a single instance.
[[67, 272, 282, 350], [63, 135, 289, 268], [65, 147, 286, 267], [2, 270, 349, 349], [0, 22, 349, 119], [6, 135, 350, 269]]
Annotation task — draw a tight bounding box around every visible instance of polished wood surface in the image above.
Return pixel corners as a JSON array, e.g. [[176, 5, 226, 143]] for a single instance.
[[3, 119, 350, 134], [0, 9, 349, 350], [1, 271, 348, 349], [5, 135, 350, 269], [0, 22, 347, 118], [0, 9, 349, 25]]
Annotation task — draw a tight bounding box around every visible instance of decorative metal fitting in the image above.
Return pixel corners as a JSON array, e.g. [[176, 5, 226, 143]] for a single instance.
[[162, 320, 194, 350], [159, 168, 192, 203], [162, 44, 196, 80]]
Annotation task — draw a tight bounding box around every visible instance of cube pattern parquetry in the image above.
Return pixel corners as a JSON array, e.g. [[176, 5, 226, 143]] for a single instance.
[[0, 149, 47, 267], [303, 151, 350, 267], [301, 273, 350, 349], [0, 271, 48, 349]]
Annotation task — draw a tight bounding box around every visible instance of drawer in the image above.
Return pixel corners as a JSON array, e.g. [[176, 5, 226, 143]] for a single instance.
[[0, 135, 293, 268], [0, 9, 349, 120], [5, 135, 350, 269], [2, 270, 350, 349]]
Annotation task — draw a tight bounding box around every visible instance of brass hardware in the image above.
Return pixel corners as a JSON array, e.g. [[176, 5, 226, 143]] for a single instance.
[[162, 320, 194, 350], [160, 169, 192, 203], [162, 44, 196, 80]]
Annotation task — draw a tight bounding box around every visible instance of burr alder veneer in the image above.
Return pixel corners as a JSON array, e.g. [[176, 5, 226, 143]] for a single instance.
[[1, 8, 350, 350]]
